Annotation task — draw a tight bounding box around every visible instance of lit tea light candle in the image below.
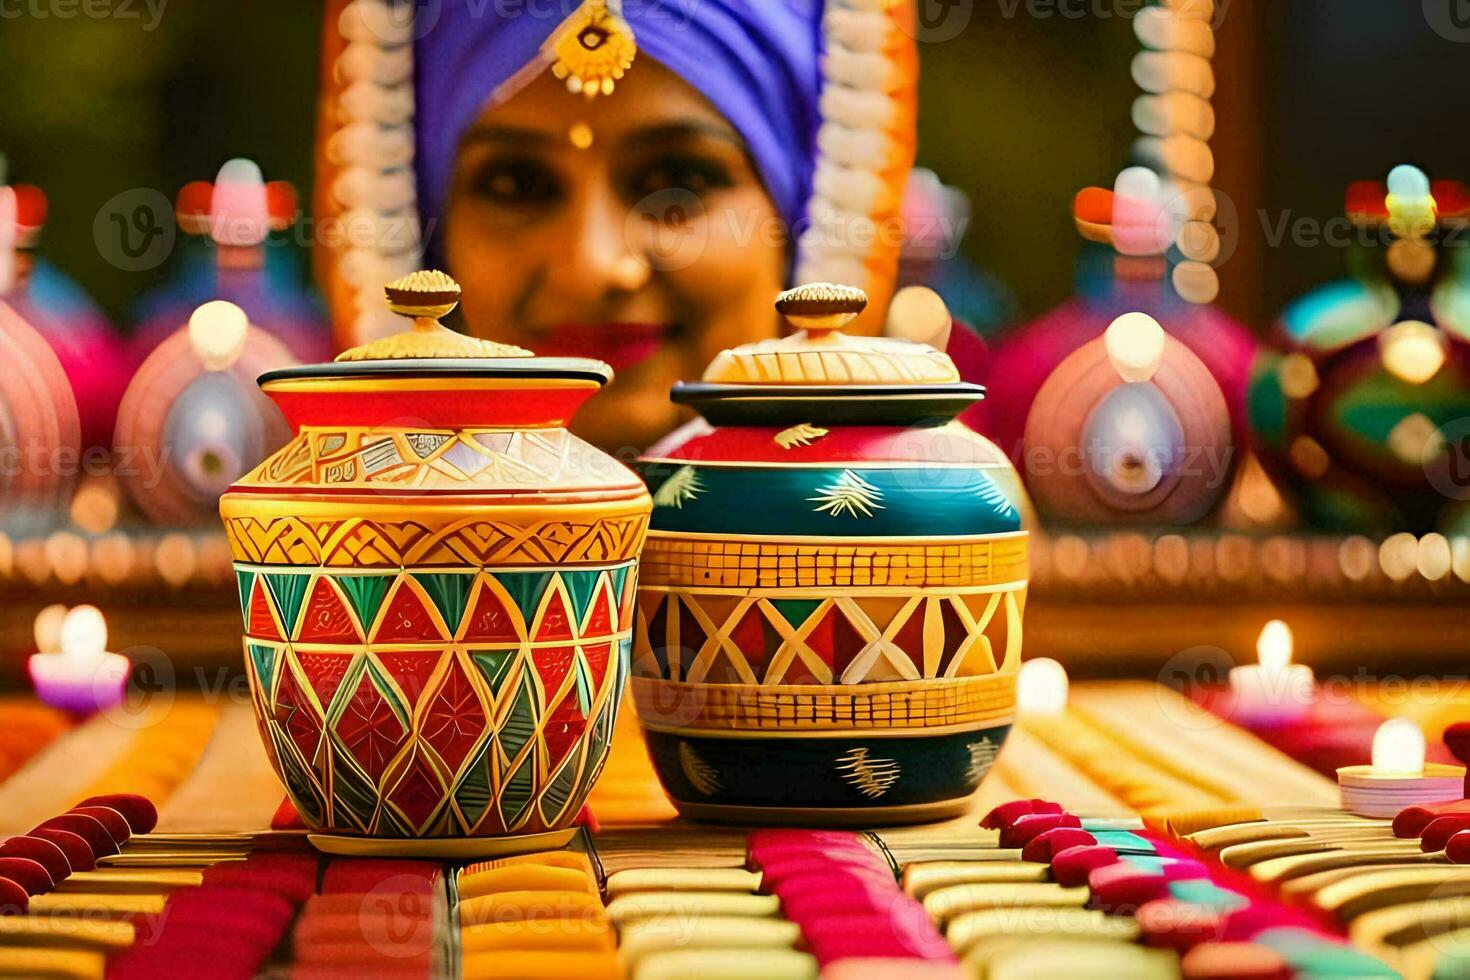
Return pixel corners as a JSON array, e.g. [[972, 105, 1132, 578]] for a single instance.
[[1104, 311, 1167, 383], [1338, 718, 1465, 818], [1018, 658, 1070, 716], [1227, 620, 1314, 724], [27, 605, 131, 713], [32, 603, 67, 653], [188, 300, 249, 371]]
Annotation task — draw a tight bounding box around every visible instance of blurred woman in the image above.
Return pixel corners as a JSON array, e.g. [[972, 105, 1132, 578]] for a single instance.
[[313, 0, 920, 452]]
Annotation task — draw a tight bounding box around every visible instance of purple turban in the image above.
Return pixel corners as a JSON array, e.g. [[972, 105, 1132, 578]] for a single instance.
[[413, 0, 824, 242]]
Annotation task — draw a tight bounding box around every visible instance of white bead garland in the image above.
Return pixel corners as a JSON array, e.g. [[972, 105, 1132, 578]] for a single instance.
[[330, 0, 424, 343]]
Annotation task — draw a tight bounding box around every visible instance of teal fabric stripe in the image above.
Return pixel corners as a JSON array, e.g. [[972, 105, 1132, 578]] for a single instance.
[[640, 463, 1021, 537]]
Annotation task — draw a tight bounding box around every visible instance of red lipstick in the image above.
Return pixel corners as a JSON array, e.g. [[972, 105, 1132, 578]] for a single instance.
[[534, 322, 671, 372]]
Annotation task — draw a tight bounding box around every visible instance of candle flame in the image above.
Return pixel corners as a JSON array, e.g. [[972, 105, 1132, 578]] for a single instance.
[[33, 603, 67, 652], [59, 604, 107, 661], [188, 300, 249, 371], [1256, 619, 1293, 673], [1372, 718, 1426, 776], [1018, 658, 1069, 715], [1104, 312, 1167, 383]]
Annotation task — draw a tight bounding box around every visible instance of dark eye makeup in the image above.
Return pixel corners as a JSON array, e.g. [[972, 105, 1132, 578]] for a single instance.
[[466, 156, 566, 206], [622, 152, 736, 202]]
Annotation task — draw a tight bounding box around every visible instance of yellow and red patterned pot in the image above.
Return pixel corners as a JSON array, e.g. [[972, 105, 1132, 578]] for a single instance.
[[220, 272, 650, 838], [632, 284, 1028, 825]]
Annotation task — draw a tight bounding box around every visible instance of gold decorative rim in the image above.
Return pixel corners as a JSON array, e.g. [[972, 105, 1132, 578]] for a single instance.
[[307, 827, 580, 857], [220, 495, 649, 522], [260, 376, 600, 395], [630, 673, 1016, 737], [638, 533, 1028, 590], [637, 457, 1019, 471], [637, 531, 1029, 549], [334, 327, 532, 361], [220, 504, 649, 567]]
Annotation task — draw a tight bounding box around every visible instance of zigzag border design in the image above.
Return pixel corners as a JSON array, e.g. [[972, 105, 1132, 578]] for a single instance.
[[224, 512, 650, 567]]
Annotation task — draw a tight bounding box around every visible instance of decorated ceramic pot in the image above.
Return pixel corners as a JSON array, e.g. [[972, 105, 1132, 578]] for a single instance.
[[0, 299, 80, 520], [220, 272, 651, 839], [1022, 312, 1234, 525], [5, 178, 133, 451], [1249, 167, 1470, 532], [632, 284, 1027, 825], [115, 300, 296, 526]]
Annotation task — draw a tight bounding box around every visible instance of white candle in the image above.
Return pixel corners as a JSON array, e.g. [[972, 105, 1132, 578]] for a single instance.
[[1227, 620, 1314, 724], [1018, 658, 1069, 716], [27, 605, 130, 714], [1338, 719, 1464, 818]]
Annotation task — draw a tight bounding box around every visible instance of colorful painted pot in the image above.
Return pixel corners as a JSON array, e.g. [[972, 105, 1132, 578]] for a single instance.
[[632, 283, 1027, 825], [114, 303, 296, 527], [220, 272, 651, 838], [1249, 167, 1470, 532], [978, 276, 1255, 462], [0, 299, 80, 520], [1022, 313, 1234, 525]]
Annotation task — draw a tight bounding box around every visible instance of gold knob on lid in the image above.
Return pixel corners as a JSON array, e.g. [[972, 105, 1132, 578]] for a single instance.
[[335, 270, 534, 361], [775, 282, 868, 338], [385, 269, 461, 320]]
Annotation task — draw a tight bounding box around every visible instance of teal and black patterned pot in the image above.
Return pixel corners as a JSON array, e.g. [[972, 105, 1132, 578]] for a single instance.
[[630, 284, 1028, 825]]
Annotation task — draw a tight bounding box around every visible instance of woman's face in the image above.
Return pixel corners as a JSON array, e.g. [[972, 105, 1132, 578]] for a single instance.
[[444, 60, 787, 455]]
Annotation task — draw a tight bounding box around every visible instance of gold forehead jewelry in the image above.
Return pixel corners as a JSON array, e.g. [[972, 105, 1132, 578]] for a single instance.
[[547, 0, 636, 99]]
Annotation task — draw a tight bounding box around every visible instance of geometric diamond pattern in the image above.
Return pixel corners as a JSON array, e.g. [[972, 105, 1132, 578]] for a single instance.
[[334, 666, 408, 786], [633, 586, 1025, 686], [239, 559, 636, 837], [223, 511, 649, 568], [421, 656, 485, 775]]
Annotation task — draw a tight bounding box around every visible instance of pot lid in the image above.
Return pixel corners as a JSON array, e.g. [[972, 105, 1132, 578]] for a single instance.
[[258, 270, 611, 387], [675, 283, 982, 426], [701, 282, 960, 386], [336, 270, 535, 361]]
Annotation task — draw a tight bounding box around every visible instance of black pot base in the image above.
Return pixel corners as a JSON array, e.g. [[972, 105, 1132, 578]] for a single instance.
[[670, 796, 976, 827], [643, 724, 1011, 826]]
